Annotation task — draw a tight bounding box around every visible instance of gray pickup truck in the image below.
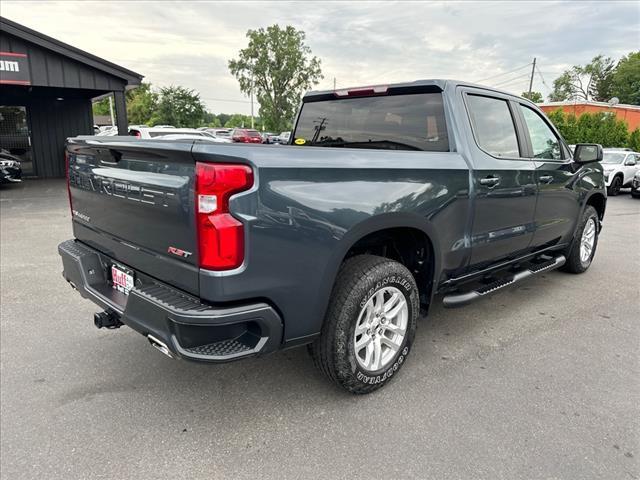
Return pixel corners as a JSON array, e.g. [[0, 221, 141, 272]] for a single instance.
[[59, 80, 606, 393]]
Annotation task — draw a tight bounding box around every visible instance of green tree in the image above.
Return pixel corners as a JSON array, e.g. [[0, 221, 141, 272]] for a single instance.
[[224, 114, 246, 128], [149, 86, 206, 127], [627, 128, 640, 151], [202, 111, 223, 127], [223, 114, 264, 129], [610, 51, 640, 105], [216, 113, 232, 127], [588, 55, 616, 101], [521, 91, 543, 103], [126, 83, 158, 125], [208, 117, 222, 128], [229, 25, 323, 132], [546, 109, 579, 144], [576, 112, 628, 147], [92, 97, 111, 116], [548, 71, 575, 102], [548, 55, 615, 102]]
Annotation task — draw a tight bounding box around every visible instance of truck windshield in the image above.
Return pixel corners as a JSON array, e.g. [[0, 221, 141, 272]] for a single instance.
[[293, 93, 449, 151]]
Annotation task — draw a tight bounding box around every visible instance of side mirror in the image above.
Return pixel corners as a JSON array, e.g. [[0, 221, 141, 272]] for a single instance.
[[624, 158, 636, 166], [573, 144, 603, 163]]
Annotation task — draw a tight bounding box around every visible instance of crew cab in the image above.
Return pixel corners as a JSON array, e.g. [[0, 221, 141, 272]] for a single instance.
[[59, 80, 606, 393]]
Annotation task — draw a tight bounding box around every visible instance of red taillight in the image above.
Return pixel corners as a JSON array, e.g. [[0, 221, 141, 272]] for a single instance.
[[195, 162, 254, 270], [65, 151, 73, 214]]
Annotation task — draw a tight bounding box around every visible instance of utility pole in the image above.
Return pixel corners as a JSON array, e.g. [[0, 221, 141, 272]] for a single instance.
[[528, 57, 536, 95], [333, 77, 336, 91], [250, 73, 254, 129]]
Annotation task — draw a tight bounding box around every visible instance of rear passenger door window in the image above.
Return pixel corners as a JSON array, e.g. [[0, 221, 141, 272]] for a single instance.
[[519, 105, 562, 160], [466, 94, 520, 158]]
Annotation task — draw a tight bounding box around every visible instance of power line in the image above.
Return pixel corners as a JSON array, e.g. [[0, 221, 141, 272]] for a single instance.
[[474, 63, 532, 83], [491, 72, 531, 88], [200, 97, 252, 104], [535, 66, 552, 92]]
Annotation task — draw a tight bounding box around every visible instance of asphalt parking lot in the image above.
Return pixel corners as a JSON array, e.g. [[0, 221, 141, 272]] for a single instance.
[[1, 179, 638, 480]]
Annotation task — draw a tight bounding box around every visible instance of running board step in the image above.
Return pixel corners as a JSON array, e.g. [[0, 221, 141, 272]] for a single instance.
[[442, 255, 566, 308]]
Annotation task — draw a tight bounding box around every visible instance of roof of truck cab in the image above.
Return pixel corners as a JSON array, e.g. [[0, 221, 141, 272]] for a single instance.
[[303, 79, 529, 101]]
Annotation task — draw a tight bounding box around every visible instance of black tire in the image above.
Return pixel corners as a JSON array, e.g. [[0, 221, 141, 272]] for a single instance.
[[607, 176, 622, 196], [631, 189, 640, 198], [561, 205, 599, 274], [309, 255, 419, 394]]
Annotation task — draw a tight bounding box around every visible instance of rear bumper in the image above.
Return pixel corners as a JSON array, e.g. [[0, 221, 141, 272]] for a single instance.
[[58, 239, 283, 362]]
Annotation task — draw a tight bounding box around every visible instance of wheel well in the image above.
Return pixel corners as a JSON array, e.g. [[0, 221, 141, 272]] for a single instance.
[[586, 193, 606, 220], [343, 227, 434, 307]]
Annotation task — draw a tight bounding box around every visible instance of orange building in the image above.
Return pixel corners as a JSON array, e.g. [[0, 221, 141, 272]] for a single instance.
[[538, 101, 640, 131]]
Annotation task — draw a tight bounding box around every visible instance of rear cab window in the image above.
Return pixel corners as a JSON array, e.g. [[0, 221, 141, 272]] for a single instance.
[[466, 94, 520, 158], [292, 92, 449, 151]]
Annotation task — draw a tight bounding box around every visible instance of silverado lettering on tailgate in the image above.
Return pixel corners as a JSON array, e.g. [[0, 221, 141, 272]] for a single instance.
[[69, 169, 176, 207]]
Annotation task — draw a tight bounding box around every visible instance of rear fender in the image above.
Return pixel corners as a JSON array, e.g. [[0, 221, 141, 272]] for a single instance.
[[313, 212, 441, 328]]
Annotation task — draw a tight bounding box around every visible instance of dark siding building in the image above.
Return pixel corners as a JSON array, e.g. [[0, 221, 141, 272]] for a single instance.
[[0, 17, 143, 178]]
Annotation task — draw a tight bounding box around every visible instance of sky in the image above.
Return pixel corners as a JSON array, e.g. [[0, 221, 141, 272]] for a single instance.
[[3, 1, 639, 115]]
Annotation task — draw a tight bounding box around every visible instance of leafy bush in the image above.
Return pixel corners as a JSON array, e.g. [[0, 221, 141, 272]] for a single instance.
[[628, 128, 640, 151], [546, 109, 631, 148]]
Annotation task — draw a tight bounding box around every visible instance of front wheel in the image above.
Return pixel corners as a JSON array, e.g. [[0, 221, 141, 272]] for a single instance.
[[562, 205, 600, 274], [607, 176, 622, 196], [310, 255, 419, 394]]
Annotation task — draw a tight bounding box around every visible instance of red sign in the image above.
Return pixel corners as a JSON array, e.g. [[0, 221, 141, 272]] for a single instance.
[[0, 52, 31, 85]]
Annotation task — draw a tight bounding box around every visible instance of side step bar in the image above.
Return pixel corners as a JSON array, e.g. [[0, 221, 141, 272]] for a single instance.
[[442, 255, 566, 308]]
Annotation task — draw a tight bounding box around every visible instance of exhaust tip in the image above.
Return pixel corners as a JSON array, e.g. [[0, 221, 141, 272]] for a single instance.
[[147, 334, 174, 359]]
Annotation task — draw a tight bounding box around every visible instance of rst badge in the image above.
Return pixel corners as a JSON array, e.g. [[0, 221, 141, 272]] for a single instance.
[[167, 246, 192, 259]]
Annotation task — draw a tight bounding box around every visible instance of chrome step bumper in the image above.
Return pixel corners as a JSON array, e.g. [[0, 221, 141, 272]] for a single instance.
[[58, 239, 283, 363]]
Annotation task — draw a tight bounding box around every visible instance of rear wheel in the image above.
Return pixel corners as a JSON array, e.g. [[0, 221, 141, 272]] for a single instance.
[[309, 255, 419, 394], [562, 205, 599, 274], [607, 176, 622, 196]]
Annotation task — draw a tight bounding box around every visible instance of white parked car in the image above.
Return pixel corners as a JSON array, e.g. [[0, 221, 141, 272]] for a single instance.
[[151, 133, 231, 143], [203, 128, 233, 143], [279, 131, 291, 143], [96, 126, 117, 136], [129, 127, 208, 139], [601, 149, 640, 196]]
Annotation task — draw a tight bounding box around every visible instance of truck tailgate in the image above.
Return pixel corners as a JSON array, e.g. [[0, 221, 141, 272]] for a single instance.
[[67, 138, 199, 295]]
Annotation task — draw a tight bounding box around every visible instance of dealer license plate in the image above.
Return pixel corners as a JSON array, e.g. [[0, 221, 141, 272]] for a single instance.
[[111, 265, 134, 295]]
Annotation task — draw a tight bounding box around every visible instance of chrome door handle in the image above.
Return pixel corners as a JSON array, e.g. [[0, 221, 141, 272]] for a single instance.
[[479, 176, 500, 187], [539, 175, 554, 184]]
